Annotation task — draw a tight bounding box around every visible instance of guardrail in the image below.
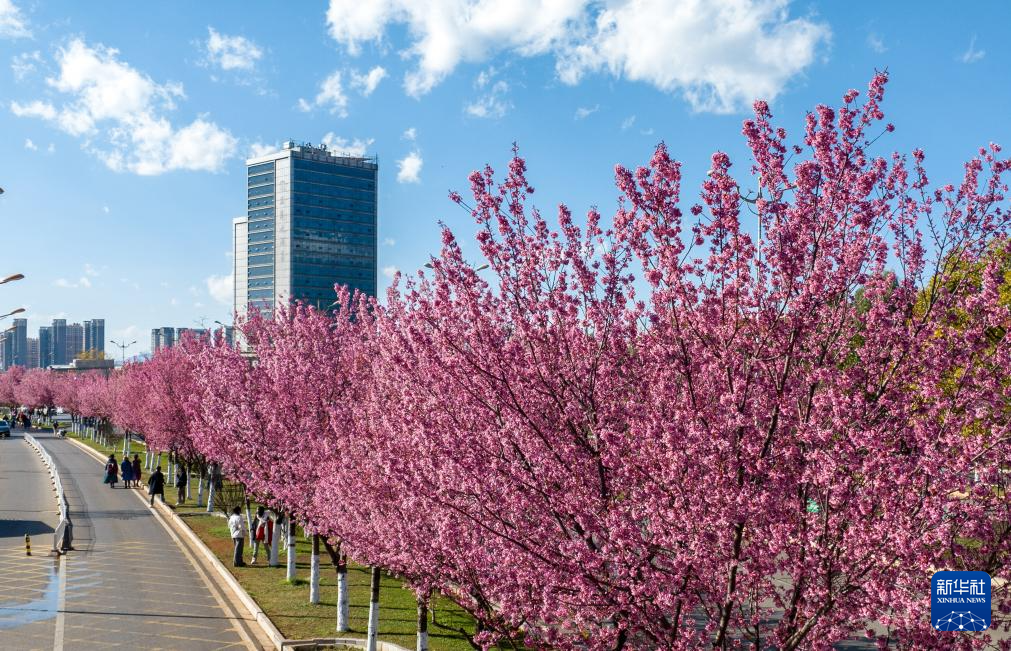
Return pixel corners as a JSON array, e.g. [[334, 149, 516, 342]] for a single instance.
[[24, 433, 73, 554]]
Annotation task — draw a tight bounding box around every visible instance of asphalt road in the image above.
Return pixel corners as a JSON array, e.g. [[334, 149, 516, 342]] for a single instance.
[[0, 429, 262, 650]]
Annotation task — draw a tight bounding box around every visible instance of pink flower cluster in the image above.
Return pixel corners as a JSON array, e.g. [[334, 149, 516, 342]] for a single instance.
[[4, 74, 1010, 650]]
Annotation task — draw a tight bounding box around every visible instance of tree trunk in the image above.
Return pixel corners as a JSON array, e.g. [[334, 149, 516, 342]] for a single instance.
[[286, 521, 297, 582], [269, 512, 281, 567], [417, 596, 429, 651], [196, 467, 205, 507], [309, 534, 320, 604], [322, 540, 350, 632], [244, 498, 255, 541], [206, 476, 215, 513], [367, 566, 381, 651]]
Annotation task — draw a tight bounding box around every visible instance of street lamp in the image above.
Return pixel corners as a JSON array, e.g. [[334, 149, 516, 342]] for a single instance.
[[0, 307, 25, 319], [0, 273, 23, 285], [109, 339, 137, 367]]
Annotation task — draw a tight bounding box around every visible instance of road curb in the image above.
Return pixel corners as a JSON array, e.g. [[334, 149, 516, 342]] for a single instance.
[[64, 435, 284, 650]]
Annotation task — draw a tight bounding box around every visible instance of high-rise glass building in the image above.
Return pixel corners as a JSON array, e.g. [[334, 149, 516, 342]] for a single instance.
[[236, 140, 377, 318], [51, 319, 68, 365], [39, 326, 52, 368], [151, 327, 176, 353], [11, 318, 27, 367], [67, 323, 84, 360], [84, 319, 105, 355]]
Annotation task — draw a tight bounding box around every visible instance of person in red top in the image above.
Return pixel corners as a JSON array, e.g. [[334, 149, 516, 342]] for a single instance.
[[250, 506, 272, 564]]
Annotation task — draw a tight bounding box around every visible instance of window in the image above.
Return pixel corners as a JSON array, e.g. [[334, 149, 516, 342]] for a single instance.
[[248, 197, 274, 209], [248, 254, 274, 265], [248, 173, 274, 187], [248, 162, 274, 176], [248, 185, 274, 198]]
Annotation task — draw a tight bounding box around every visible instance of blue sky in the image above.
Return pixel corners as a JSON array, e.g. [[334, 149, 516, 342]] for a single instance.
[[0, 1, 1008, 355]]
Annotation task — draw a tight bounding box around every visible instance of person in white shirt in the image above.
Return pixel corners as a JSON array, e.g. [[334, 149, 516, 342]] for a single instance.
[[228, 506, 246, 567]]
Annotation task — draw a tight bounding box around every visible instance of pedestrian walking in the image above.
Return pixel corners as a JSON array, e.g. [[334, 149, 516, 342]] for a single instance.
[[131, 454, 142, 489], [250, 506, 272, 564], [228, 506, 246, 567], [103, 454, 119, 488], [120, 457, 133, 487], [175, 464, 188, 505], [147, 465, 166, 505]]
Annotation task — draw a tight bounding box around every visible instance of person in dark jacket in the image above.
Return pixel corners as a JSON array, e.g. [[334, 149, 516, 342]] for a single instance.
[[103, 454, 118, 488], [147, 466, 166, 505], [131, 454, 142, 489], [175, 464, 188, 505], [120, 457, 133, 487]]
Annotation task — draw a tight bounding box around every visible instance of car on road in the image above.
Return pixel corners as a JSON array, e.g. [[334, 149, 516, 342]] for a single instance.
[[0, 420, 10, 438]]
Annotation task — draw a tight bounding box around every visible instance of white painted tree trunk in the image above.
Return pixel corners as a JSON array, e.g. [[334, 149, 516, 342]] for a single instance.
[[196, 471, 205, 507], [286, 522, 297, 582], [206, 477, 215, 513], [185, 468, 192, 500], [268, 513, 281, 567], [366, 566, 380, 651], [309, 534, 320, 604], [337, 565, 349, 631], [417, 597, 429, 651], [122, 432, 129, 456], [244, 500, 254, 541]]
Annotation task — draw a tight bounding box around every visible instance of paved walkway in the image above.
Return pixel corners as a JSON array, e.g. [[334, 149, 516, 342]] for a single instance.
[[0, 429, 265, 650]]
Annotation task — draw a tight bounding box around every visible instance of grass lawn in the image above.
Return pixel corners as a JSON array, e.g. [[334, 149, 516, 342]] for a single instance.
[[64, 429, 513, 650]]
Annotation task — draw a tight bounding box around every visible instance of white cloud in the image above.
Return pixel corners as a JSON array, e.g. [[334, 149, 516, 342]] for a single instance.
[[350, 66, 387, 96], [206, 273, 233, 305], [325, 0, 828, 112], [402, 127, 416, 141], [9, 39, 237, 175], [620, 114, 635, 130], [867, 33, 886, 54], [574, 104, 598, 119], [248, 141, 278, 158], [83, 263, 100, 277], [321, 132, 374, 157], [960, 35, 985, 63], [11, 50, 41, 80], [396, 150, 423, 183], [53, 277, 91, 289], [298, 70, 348, 116], [102, 205, 110, 214], [205, 27, 263, 72], [382, 265, 399, 279], [0, 0, 30, 39], [11, 99, 57, 120], [465, 80, 510, 119], [23, 137, 36, 150], [383, 237, 396, 246]]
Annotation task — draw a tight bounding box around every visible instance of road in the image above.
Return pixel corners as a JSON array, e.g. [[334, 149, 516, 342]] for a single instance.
[[0, 428, 264, 650]]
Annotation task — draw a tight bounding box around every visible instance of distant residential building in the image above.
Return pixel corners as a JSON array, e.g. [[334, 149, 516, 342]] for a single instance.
[[51, 319, 68, 365], [27, 337, 39, 368], [0, 331, 11, 369], [238, 140, 378, 319], [39, 326, 52, 368], [67, 323, 84, 360], [11, 318, 27, 367], [83, 319, 105, 355], [151, 326, 175, 353], [176, 327, 209, 344]]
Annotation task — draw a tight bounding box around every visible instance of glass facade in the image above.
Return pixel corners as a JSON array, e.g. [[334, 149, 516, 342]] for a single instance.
[[246, 160, 275, 314], [244, 142, 377, 315]]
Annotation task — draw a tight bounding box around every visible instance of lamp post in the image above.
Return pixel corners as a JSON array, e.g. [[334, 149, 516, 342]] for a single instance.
[[0, 274, 24, 285], [109, 339, 137, 367], [0, 307, 25, 319]]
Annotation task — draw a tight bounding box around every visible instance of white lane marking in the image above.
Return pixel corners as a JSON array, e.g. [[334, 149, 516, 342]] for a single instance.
[[54, 556, 67, 651]]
